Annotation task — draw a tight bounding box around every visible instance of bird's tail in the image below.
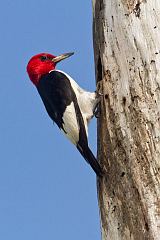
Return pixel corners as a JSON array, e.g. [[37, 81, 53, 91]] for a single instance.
[[77, 145, 103, 177]]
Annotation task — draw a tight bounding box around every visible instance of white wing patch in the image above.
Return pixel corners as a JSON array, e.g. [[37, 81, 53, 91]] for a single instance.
[[61, 102, 79, 145], [56, 70, 97, 122]]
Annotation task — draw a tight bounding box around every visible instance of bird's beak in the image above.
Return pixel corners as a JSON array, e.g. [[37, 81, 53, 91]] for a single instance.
[[52, 52, 74, 63]]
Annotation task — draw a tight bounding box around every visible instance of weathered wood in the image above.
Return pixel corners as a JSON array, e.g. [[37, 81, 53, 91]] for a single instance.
[[93, 0, 160, 239]]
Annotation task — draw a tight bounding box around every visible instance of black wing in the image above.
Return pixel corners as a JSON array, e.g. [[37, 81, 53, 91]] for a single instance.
[[37, 71, 75, 131]]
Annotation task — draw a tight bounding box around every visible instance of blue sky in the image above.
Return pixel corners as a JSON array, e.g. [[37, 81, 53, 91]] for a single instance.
[[0, 1, 100, 239]]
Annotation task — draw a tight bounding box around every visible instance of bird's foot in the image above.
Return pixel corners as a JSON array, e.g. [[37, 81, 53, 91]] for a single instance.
[[96, 81, 103, 98], [93, 102, 101, 118], [94, 81, 103, 118]]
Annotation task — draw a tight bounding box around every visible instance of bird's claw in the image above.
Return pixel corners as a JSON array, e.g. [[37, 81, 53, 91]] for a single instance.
[[96, 81, 103, 98], [93, 102, 101, 118], [94, 92, 103, 119], [96, 91, 103, 98]]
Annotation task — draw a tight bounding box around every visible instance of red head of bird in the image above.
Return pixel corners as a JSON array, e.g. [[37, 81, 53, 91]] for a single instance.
[[27, 52, 74, 86]]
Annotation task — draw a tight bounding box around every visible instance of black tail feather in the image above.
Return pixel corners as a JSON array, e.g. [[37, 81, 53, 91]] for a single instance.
[[77, 145, 103, 177]]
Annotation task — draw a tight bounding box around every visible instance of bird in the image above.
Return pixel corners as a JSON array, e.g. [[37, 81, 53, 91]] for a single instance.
[[27, 52, 103, 177]]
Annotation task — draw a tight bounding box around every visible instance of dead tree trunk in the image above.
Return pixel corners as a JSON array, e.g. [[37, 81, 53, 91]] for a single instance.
[[92, 0, 160, 239]]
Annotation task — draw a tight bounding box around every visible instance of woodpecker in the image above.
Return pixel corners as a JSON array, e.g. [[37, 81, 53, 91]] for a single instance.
[[27, 52, 103, 177]]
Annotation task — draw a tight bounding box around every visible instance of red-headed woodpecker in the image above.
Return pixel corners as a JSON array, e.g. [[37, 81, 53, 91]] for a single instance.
[[27, 52, 102, 176]]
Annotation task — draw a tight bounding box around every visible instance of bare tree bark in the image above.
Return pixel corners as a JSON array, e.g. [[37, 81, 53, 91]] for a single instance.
[[92, 0, 160, 239]]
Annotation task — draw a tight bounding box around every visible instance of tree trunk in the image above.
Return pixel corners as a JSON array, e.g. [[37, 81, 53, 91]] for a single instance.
[[92, 0, 160, 239]]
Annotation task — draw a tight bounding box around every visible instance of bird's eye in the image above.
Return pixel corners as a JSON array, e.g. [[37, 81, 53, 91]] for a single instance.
[[40, 56, 48, 61]]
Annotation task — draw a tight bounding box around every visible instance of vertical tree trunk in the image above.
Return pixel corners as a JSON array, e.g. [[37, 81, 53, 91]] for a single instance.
[[92, 0, 160, 239]]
